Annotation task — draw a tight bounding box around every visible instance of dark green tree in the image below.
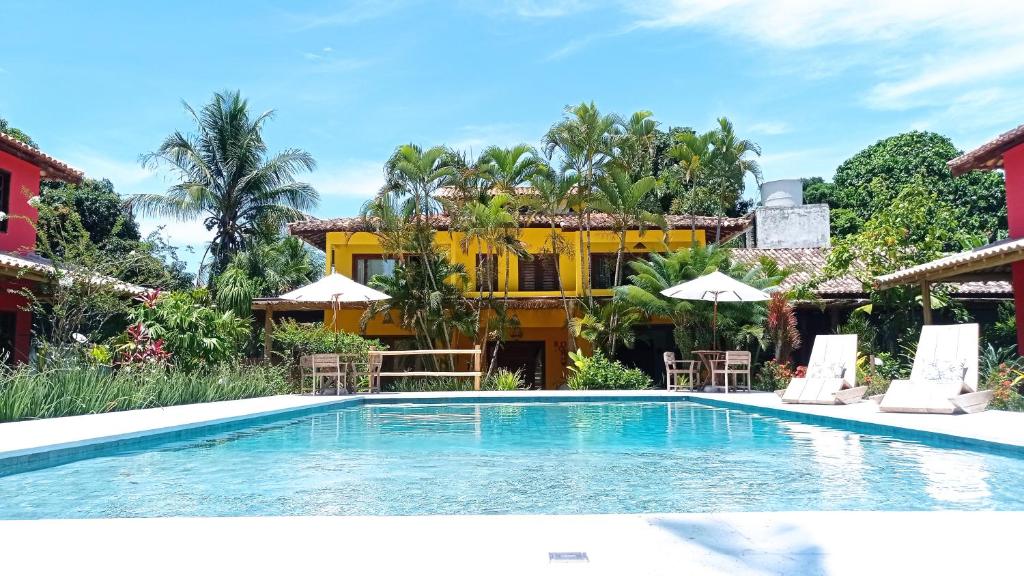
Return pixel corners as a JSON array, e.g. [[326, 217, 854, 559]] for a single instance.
[[811, 131, 1006, 242], [0, 117, 37, 148]]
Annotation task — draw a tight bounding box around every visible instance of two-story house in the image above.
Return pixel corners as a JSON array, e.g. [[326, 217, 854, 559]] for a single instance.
[[288, 202, 749, 388], [0, 132, 84, 363]]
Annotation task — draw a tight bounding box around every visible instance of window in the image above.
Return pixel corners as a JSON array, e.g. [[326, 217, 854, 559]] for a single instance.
[[0, 312, 15, 365], [352, 255, 396, 285], [0, 170, 10, 234], [475, 254, 498, 291], [519, 254, 558, 291], [590, 253, 641, 289]]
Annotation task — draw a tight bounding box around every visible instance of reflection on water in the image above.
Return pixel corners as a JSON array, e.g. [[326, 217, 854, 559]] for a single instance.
[[896, 443, 992, 504], [1, 401, 1023, 519], [778, 421, 867, 500]]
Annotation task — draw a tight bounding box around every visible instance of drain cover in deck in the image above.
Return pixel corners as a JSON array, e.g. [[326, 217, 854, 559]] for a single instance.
[[549, 552, 589, 563]]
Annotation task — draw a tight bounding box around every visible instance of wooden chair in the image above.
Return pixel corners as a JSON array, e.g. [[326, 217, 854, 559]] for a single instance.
[[663, 352, 699, 391], [711, 351, 752, 393], [308, 353, 345, 395], [344, 351, 382, 394]]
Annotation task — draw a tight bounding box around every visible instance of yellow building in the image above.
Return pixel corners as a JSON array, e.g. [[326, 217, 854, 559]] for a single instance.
[[289, 210, 749, 389]]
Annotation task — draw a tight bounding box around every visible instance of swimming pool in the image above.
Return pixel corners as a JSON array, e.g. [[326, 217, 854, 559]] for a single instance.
[[2, 400, 1024, 518]]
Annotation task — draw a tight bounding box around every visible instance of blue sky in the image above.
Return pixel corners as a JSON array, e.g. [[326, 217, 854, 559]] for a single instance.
[[3, 0, 1023, 267]]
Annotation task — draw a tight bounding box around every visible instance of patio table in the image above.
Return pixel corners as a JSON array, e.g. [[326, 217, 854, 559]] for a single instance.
[[692, 350, 725, 389]]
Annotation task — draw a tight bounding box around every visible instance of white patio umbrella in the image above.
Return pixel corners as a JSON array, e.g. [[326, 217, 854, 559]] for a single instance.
[[660, 270, 770, 349], [278, 272, 391, 304]]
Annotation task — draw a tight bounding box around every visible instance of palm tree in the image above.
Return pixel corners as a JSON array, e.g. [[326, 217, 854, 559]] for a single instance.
[[706, 117, 762, 242], [478, 144, 540, 194], [592, 168, 664, 354], [381, 144, 458, 352], [616, 110, 658, 178], [215, 235, 320, 316], [135, 91, 318, 279], [615, 244, 783, 354], [528, 167, 578, 348], [667, 130, 714, 245], [543, 102, 622, 305], [457, 193, 517, 345]]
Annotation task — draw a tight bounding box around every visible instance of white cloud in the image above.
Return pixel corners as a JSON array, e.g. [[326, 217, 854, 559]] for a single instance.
[[503, 0, 589, 18], [306, 160, 385, 200], [448, 123, 538, 155], [747, 121, 790, 136], [63, 149, 154, 188], [290, 1, 404, 29], [628, 0, 1024, 114]]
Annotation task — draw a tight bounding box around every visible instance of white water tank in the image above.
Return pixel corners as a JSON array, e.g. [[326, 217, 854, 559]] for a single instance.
[[760, 179, 804, 207]]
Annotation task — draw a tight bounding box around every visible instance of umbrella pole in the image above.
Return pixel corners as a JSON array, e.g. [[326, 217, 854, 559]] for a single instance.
[[712, 294, 719, 351]]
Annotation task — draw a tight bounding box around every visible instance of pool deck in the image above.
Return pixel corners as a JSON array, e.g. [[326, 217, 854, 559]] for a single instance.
[[2, 512, 1021, 575], [3, 391, 1024, 575]]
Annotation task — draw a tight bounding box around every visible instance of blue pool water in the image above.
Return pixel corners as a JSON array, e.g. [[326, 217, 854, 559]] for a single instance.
[[2, 400, 1024, 518]]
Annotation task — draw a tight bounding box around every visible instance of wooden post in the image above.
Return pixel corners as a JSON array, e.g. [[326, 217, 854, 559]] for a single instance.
[[473, 344, 482, 391], [920, 282, 933, 325], [263, 307, 275, 361]]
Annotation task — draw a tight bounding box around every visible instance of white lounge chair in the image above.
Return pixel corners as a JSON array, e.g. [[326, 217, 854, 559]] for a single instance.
[[879, 324, 991, 414], [781, 334, 865, 405]]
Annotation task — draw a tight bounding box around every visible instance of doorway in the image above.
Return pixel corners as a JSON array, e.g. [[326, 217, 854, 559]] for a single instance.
[[488, 341, 545, 389]]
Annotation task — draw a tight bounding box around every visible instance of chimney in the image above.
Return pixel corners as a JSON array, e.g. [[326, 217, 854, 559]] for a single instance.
[[754, 179, 830, 249]]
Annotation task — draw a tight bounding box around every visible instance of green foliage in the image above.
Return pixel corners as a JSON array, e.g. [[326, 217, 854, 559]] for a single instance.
[[364, 252, 477, 353], [215, 235, 320, 316], [0, 117, 37, 148], [980, 362, 1024, 412], [615, 244, 784, 353], [271, 320, 383, 360], [753, 360, 795, 392], [136, 90, 319, 279], [129, 289, 250, 371], [858, 356, 892, 397], [571, 299, 643, 354], [565, 349, 652, 390], [38, 178, 193, 290], [827, 182, 960, 353], [0, 361, 289, 423], [816, 131, 1006, 241], [483, 367, 525, 391], [985, 302, 1018, 349], [39, 178, 141, 245], [384, 377, 473, 392]]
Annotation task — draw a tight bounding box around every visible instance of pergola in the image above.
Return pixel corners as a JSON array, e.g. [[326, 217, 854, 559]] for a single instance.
[[875, 238, 1024, 324], [875, 122, 1024, 346]]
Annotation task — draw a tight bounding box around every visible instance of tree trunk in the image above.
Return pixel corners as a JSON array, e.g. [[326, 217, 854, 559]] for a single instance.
[[551, 222, 576, 351]]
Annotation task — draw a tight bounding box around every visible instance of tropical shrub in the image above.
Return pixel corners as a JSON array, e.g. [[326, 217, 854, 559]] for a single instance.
[[384, 377, 473, 392], [615, 244, 785, 354], [753, 360, 803, 392], [483, 368, 525, 391], [858, 356, 891, 397], [272, 320, 383, 361], [765, 292, 800, 364], [127, 289, 250, 371], [565, 349, 652, 390], [0, 361, 289, 423], [980, 363, 1024, 412]]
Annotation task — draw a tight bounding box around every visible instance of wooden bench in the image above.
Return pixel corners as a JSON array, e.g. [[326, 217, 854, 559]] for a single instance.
[[368, 346, 483, 391]]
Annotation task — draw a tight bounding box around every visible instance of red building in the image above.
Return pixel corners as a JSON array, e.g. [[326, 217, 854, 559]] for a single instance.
[[0, 132, 83, 363]]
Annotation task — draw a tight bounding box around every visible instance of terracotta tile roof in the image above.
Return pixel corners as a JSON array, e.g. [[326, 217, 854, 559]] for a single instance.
[[0, 132, 83, 183], [875, 237, 1024, 289], [948, 123, 1024, 176], [0, 249, 147, 295], [734, 247, 1013, 299], [289, 213, 751, 251], [732, 247, 863, 296]]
